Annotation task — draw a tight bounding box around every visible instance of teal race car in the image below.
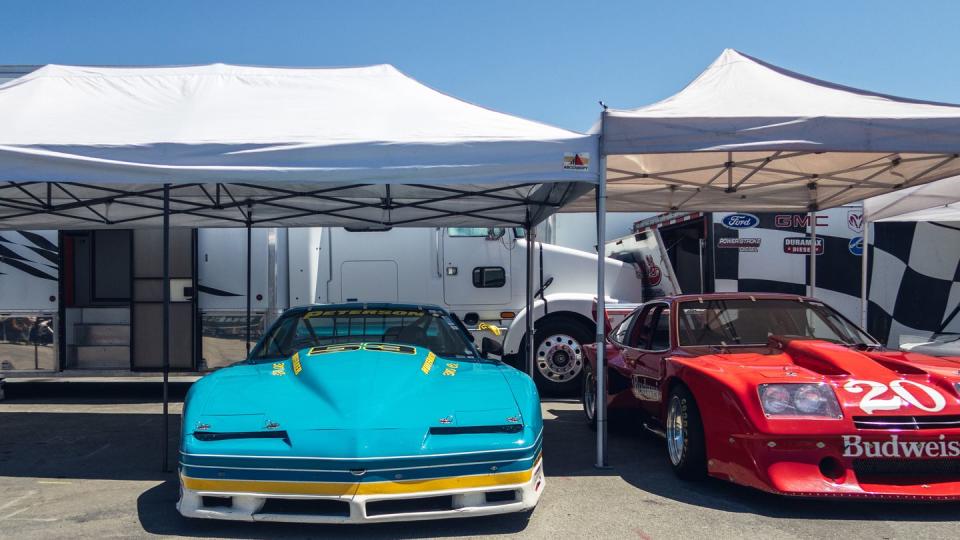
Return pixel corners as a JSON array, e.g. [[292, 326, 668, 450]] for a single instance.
[[178, 304, 544, 523]]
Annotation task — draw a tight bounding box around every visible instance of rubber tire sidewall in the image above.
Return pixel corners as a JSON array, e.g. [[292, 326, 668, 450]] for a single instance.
[[582, 362, 597, 431], [667, 385, 708, 480], [527, 316, 592, 396]]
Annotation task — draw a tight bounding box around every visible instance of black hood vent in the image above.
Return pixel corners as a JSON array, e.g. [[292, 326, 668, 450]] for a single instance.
[[429, 425, 522, 435]]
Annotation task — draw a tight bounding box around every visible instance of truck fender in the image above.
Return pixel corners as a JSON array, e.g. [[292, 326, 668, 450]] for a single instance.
[[502, 292, 602, 356]]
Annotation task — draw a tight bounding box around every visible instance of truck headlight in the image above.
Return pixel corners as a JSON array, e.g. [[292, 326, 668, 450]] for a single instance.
[[758, 383, 842, 418]]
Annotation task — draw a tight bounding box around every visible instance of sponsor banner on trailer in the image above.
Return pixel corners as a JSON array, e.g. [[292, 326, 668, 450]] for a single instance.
[[713, 207, 960, 348]]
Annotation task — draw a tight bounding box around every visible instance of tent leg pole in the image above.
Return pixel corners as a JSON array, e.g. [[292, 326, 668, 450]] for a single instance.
[[808, 211, 817, 297], [245, 205, 253, 357], [525, 225, 535, 378], [161, 183, 170, 473], [861, 212, 869, 329], [595, 158, 608, 468]]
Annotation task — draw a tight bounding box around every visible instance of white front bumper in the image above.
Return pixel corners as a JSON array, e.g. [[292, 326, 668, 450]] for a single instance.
[[177, 460, 544, 524]]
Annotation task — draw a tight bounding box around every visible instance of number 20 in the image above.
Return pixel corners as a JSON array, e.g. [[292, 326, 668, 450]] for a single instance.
[[843, 379, 946, 415]]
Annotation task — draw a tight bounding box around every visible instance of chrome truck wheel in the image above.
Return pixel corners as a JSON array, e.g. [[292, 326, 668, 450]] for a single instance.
[[523, 316, 592, 396], [536, 333, 583, 384]]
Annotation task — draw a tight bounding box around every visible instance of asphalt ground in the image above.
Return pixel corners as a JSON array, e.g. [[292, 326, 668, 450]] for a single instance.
[[1, 381, 959, 539]]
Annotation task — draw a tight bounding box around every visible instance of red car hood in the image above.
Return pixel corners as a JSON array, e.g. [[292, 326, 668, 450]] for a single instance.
[[687, 338, 960, 418]]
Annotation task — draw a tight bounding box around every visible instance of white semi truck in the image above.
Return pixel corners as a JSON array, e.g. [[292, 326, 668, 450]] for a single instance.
[[0, 226, 643, 394]]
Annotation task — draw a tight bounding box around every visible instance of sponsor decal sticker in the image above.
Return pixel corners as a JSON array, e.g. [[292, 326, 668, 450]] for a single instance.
[[631, 375, 662, 402], [774, 214, 830, 228], [783, 237, 824, 255], [720, 213, 760, 230], [848, 236, 863, 256], [562, 152, 590, 170], [443, 362, 459, 377], [291, 352, 303, 375], [842, 379, 947, 414], [642, 255, 662, 286], [421, 352, 436, 375], [718, 237, 761, 252], [305, 309, 425, 318], [847, 210, 864, 232], [843, 434, 960, 458], [271, 362, 286, 376]]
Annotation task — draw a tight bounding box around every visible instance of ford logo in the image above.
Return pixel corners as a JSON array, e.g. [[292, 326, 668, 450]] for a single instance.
[[721, 213, 759, 229]]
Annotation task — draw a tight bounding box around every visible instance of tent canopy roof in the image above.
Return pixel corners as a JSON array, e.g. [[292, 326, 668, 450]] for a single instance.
[[565, 49, 960, 213], [864, 174, 960, 222], [0, 63, 597, 229]]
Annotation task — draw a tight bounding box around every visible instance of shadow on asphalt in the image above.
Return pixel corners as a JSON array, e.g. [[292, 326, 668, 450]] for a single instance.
[[4, 381, 960, 537], [1, 380, 193, 404]]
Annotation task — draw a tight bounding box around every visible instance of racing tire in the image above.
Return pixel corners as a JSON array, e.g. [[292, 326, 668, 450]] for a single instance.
[[582, 363, 597, 431], [665, 385, 707, 480], [526, 316, 592, 396]]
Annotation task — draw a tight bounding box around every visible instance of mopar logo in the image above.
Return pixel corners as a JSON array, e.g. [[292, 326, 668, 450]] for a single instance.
[[721, 213, 759, 229]]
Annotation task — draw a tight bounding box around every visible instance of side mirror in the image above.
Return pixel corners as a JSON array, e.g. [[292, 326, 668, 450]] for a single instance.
[[485, 228, 506, 241], [480, 337, 504, 359]]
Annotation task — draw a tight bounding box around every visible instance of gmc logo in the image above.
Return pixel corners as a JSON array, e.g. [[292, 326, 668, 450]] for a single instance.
[[774, 214, 829, 228]]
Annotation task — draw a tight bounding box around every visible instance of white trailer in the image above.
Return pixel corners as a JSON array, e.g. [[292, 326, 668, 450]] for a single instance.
[[1, 226, 643, 394]]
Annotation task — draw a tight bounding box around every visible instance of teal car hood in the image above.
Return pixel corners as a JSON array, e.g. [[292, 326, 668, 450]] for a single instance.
[[181, 345, 539, 463]]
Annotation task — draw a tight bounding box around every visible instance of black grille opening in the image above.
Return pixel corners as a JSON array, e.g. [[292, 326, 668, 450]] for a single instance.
[[258, 498, 350, 517], [853, 459, 960, 484], [853, 415, 960, 430], [201, 496, 233, 509], [366, 495, 454, 516], [484, 489, 518, 503], [193, 430, 289, 442], [430, 425, 522, 435]]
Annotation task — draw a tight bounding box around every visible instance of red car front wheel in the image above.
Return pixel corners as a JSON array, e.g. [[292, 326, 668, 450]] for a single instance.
[[666, 385, 707, 480]]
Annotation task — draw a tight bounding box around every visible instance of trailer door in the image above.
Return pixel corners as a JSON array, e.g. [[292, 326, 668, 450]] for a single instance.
[[442, 228, 512, 306]]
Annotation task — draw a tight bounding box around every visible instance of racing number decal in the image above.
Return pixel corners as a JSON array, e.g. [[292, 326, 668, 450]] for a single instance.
[[843, 379, 947, 414]]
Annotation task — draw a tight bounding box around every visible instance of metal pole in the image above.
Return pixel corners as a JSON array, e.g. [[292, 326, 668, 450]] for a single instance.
[[808, 211, 817, 297], [525, 225, 535, 378], [245, 204, 253, 356], [595, 122, 608, 468], [860, 209, 870, 328], [161, 183, 170, 473]]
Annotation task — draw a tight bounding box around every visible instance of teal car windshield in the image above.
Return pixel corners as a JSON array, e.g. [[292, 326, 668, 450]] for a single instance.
[[251, 308, 479, 360]]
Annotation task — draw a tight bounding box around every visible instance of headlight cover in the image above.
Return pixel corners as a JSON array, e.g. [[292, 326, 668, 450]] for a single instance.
[[758, 383, 842, 418]]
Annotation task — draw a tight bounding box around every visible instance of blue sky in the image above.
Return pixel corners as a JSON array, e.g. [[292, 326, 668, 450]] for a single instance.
[[1, 0, 958, 131]]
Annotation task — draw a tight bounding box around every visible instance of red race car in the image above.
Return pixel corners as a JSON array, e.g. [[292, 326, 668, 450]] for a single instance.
[[583, 293, 960, 500]]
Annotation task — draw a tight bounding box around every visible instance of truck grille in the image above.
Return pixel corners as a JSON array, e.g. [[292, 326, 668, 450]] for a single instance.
[[852, 415, 960, 430]]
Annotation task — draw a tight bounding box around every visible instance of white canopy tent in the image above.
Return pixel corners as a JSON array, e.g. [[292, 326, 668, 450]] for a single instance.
[[863, 174, 960, 222], [0, 63, 599, 470], [587, 49, 960, 467], [0, 63, 597, 229]]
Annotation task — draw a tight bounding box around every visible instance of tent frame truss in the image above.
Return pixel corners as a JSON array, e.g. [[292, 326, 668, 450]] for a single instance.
[[0, 181, 572, 228], [606, 152, 958, 211]]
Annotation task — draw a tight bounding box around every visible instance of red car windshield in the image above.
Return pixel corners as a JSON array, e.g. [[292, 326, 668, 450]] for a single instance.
[[677, 299, 877, 347]]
